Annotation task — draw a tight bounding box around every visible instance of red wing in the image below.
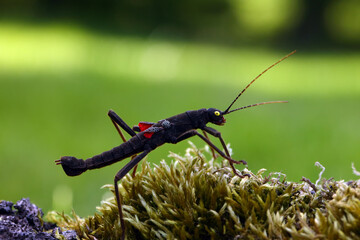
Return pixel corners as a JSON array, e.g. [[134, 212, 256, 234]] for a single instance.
[[143, 132, 155, 138], [138, 122, 156, 138], [138, 122, 153, 131]]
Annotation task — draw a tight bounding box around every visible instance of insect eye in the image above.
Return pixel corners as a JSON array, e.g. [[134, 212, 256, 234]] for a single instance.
[[214, 111, 220, 116]]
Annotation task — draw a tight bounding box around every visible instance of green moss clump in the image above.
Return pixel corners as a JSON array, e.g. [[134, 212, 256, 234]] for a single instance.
[[47, 143, 360, 240]]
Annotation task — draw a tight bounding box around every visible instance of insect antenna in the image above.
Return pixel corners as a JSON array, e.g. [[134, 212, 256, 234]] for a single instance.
[[222, 50, 296, 114], [224, 101, 288, 114]]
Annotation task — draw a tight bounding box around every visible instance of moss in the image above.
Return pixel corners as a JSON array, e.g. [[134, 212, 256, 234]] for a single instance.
[[47, 143, 360, 240]]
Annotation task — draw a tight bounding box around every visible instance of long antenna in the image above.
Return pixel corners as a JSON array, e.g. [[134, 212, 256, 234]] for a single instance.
[[223, 50, 296, 114], [225, 101, 288, 114]]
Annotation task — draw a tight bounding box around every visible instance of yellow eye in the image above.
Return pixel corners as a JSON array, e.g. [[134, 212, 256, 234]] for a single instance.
[[214, 111, 220, 116]]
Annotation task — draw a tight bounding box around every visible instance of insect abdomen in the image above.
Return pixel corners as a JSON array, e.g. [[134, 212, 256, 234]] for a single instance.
[[58, 136, 144, 176], [85, 137, 144, 170]]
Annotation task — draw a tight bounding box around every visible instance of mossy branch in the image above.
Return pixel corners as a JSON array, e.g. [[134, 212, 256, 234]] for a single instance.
[[47, 143, 360, 240]]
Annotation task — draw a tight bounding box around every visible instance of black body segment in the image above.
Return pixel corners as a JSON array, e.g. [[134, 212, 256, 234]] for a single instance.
[[85, 136, 145, 170]]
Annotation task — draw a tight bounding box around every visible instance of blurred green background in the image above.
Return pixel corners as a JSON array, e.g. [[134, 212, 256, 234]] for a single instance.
[[0, 0, 359, 216]]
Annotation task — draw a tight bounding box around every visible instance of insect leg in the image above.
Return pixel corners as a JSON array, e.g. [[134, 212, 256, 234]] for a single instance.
[[108, 110, 137, 141], [114, 150, 150, 240], [176, 130, 237, 163], [108, 110, 140, 176], [203, 126, 247, 164], [177, 130, 248, 178], [203, 126, 249, 178], [202, 130, 218, 160]]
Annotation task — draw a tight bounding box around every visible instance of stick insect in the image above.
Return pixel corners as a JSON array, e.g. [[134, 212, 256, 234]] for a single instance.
[[55, 50, 295, 239]]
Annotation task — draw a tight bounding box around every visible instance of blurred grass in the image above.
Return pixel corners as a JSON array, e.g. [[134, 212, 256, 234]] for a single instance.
[[0, 22, 359, 216]]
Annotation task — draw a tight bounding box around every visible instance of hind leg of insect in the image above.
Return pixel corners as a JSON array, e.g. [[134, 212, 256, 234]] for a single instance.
[[113, 150, 151, 240], [202, 126, 250, 178], [108, 110, 137, 139], [108, 110, 139, 177]]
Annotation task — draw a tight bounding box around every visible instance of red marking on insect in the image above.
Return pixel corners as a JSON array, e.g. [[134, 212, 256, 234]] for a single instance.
[[143, 132, 154, 138], [138, 122, 155, 138], [138, 122, 153, 131]]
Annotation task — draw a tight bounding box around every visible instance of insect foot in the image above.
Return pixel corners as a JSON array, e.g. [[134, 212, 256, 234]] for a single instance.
[[230, 159, 247, 165], [55, 156, 87, 176]]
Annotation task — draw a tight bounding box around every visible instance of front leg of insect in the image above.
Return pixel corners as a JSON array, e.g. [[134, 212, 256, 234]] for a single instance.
[[202, 126, 249, 177], [174, 128, 248, 177]]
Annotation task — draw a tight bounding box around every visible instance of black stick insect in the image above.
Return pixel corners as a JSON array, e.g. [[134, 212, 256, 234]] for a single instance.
[[55, 50, 295, 239]]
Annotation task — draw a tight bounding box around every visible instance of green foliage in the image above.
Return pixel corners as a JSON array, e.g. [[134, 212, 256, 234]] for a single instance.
[[1, 23, 359, 215], [47, 144, 360, 239]]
